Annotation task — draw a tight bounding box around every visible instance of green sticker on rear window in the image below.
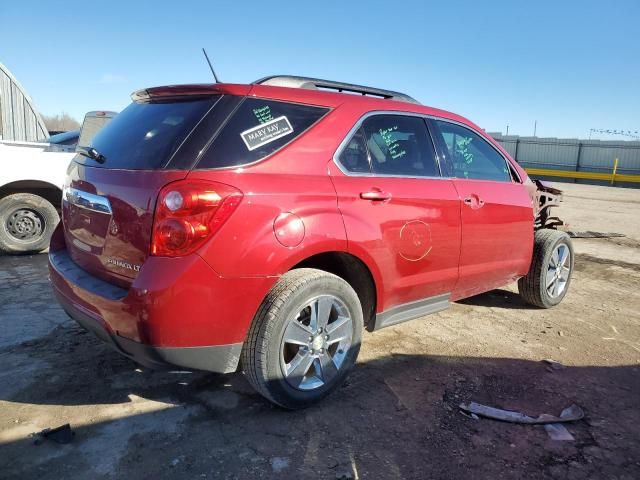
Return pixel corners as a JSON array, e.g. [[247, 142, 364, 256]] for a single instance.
[[253, 106, 273, 124]]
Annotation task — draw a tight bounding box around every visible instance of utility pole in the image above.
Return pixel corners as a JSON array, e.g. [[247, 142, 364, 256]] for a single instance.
[[506, 125, 509, 135], [533, 120, 537, 137]]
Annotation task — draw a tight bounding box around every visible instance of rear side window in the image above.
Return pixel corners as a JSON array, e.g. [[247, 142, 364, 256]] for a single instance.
[[197, 98, 329, 169], [361, 115, 439, 177], [433, 120, 511, 182], [78, 97, 218, 169]]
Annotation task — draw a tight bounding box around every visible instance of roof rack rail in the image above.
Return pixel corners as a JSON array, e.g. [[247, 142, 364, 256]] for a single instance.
[[253, 75, 420, 105]]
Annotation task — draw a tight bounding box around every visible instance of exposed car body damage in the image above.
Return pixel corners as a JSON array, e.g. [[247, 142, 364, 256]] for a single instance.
[[533, 180, 564, 229]]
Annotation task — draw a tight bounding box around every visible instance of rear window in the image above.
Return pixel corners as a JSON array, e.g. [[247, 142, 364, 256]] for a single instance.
[[78, 97, 218, 169], [196, 98, 329, 169]]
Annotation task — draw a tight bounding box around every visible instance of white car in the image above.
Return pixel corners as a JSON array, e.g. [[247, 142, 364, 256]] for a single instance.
[[0, 111, 116, 254]]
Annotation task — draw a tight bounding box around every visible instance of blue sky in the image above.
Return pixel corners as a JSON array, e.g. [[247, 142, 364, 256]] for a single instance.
[[1, 0, 638, 139]]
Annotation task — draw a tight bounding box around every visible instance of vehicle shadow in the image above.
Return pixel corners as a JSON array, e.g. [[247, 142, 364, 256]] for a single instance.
[[1, 323, 639, 479], [457, 288, 534, 310]]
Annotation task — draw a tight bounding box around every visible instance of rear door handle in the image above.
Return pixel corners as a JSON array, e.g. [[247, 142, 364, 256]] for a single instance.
[[463, 195, 485, 208], [360, 190, 392, 201]]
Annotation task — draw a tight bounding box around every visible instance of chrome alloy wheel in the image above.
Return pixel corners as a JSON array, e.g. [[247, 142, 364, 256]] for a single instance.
[[547, 243, 571, 298], [280, 295, 353, 391]]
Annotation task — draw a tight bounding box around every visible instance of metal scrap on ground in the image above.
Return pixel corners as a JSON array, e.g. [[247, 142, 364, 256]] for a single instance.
[[544, 423, 575, 441], [458, 402, 584, 425]]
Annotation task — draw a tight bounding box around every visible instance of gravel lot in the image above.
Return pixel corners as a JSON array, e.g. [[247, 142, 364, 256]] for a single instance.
[[1, 182, 639, 479]]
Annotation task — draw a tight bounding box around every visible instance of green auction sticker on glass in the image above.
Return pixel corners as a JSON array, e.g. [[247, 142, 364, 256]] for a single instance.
[[240, 116, 294, 151]]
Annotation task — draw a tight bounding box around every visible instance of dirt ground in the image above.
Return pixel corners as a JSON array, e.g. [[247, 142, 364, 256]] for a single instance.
[[1, 182, 639, 479]]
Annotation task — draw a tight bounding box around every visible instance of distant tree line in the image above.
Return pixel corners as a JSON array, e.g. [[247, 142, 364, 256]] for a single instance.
[[42, 112, 80, 132]]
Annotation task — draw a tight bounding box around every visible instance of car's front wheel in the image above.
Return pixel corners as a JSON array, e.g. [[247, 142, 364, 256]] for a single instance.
[[518, 229, 574, 308], [242, 268, 363, 409], [0, 193, 59, 254]]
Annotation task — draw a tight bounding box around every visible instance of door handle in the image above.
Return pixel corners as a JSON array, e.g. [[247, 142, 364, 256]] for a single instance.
[[360, 190, 392, 201], [463, 195, 485, 208]]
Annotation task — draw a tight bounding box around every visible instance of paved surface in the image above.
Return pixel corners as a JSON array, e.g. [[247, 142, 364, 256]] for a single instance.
[[1, 183, 639, 479]]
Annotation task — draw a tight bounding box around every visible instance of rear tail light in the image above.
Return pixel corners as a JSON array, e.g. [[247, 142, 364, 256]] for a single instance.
[[151, 180, 242, 257]]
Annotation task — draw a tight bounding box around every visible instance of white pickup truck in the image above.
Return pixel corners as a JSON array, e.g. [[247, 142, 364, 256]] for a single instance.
[[0, 111, 116, 254]]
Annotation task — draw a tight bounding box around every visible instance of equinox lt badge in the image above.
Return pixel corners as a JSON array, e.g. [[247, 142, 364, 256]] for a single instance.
[[106, 258, 141, 272]]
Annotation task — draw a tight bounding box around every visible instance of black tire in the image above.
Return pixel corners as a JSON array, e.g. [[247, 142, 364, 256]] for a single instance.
[[0, 193, 59, 254], [242, 268, 363, 409], [518, 229, 574, 308]]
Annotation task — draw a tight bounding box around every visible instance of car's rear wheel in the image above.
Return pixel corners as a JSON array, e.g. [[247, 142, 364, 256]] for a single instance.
[[518, 229, 574, 308], [0, 193, 59, 254], [242, 268, 363, 409]]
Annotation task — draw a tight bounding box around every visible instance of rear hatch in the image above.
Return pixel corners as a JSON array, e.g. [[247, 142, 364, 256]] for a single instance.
[[63, 91, 226, 287]]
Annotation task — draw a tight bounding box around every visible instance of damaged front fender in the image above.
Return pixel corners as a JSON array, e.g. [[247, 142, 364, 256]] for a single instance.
[[533, 180, 564, 229]]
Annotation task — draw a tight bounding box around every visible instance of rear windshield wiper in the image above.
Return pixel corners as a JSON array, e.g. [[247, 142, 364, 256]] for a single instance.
[[76, 146, 106, 164]]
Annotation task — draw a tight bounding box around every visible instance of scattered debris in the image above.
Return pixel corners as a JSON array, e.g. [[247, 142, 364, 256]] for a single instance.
[[543, 359, 566, 372], [565, 231, 625, 239], [32, 423, 75, 445], [544, 423, 575, 441], [270, 457, 290, 473], [458, 402, 584, 425], [459, 411, 480, 420]]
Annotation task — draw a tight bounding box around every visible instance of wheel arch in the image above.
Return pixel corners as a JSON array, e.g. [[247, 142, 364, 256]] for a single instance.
[[289, 251, 378, 330], [0, 180, 62, 209]]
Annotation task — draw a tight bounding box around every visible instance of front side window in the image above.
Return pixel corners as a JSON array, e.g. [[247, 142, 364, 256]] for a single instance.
[[197, 98, 329, 169], [433, 120, 511, 182]]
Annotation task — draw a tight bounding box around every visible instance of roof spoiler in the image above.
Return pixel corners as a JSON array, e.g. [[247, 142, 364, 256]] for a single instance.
[[253, 75, 421, 105], [131, 84, 225, 102]]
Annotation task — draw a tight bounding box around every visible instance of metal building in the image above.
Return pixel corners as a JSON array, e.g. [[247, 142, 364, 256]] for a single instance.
[[0, 62, 48, 142]]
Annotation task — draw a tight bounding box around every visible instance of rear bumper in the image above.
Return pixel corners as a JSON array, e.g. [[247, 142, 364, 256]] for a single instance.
[[48, 226, 275, 373], [54, 288, 242, 372]]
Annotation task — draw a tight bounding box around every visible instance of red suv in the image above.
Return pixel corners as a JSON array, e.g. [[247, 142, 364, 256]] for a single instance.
[[49, 76, 573, 408]]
